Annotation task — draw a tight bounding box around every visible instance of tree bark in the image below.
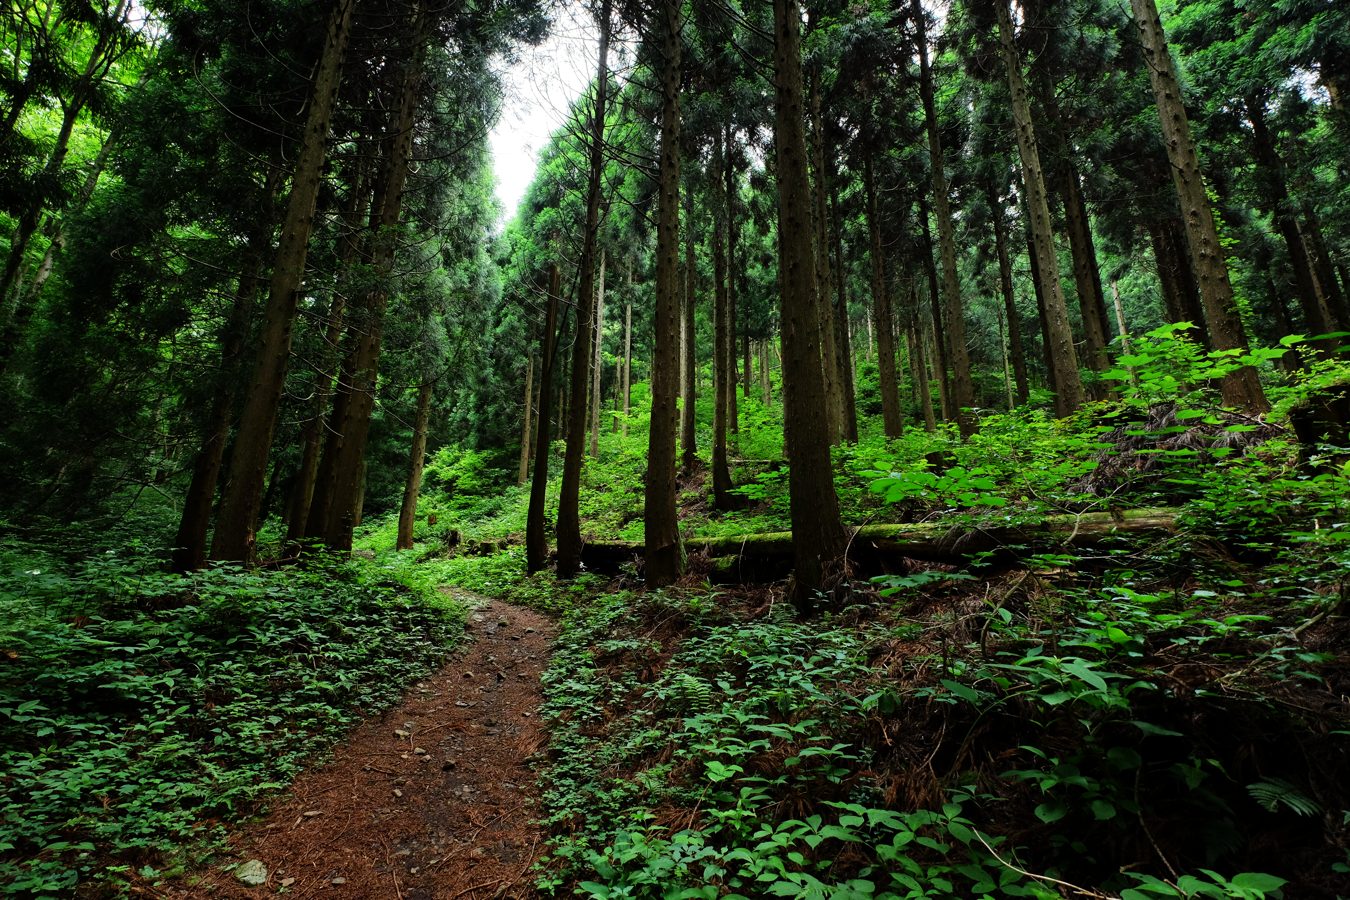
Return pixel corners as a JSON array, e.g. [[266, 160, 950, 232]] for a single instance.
[[396, 379, 434, 551], [1130, 0, 1267, 412], [643, 0, 686, 586], [808, 66, 843, 443], [918, 200, 953, 422], [712, 195, 734, 506], [831, 186, 859, 442], [319, 1, 429, 552], [996, 0, 1083, 417], [518, 352, 534, 485], [773, 0, 849, 612], [622, 296, 632, 436], [558, 0, 611, 577], [210, 0, 358, 562], [527, 265, 561, 573], [989, 180, 1029, 404], [682, 200, 698, 471], [912, 0, 975, 436], [590, 248, 606, 457], [909, 286, 938, 432], [865, 155, 902, 438]]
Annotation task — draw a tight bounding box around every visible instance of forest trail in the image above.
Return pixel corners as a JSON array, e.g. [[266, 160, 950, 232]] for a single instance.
[[171, 593, 554, 900]]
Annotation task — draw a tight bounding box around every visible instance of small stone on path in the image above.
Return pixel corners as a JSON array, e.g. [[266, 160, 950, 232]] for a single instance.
[[302, 810, 323, 818], [234, 859, 267, 887]]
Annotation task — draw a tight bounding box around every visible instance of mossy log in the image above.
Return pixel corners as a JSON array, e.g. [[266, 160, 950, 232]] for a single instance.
[[580, 509, 1178, 581]]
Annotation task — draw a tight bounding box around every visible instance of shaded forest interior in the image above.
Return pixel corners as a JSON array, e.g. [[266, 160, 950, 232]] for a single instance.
[[2, 0, 1349, 896]]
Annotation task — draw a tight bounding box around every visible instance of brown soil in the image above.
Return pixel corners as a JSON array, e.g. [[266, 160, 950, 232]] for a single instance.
[[168, 593, 554, 900]]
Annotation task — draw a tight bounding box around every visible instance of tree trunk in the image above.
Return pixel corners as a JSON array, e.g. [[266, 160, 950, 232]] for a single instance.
[[170, 251, 267, 572], [1061, 164, 1113, 381], [1245, 93, 1336, 345], [518, 352, 534, 485], [396, 379, 434, 551], [1298, 202, 1350, 332], [682, 199, 698, 471], [909, 288, 938, 432], [912, 0, 975, 436], [319, 2, 429, 553], [590, 248, 607, 457], [989, 181, 1029, 404], [527, 265, 561, 573], [831, 187, 859, 442], [210, 0, 358, 563], [808, 67, 843, 443], [287, 171, 371, 548], [773, 0, 849, 613], [995, 0, 1083, 418], [712, 195, 734, 506], [918, 200, 954, 422], [557, 0, 611, 577], [865, 155, 902, 438], [1130, 0, 1267, 412], [644, 0, 686, 586]]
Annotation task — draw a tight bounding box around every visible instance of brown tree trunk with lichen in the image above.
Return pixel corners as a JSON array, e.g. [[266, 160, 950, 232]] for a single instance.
[[396, 379, 434, 551]]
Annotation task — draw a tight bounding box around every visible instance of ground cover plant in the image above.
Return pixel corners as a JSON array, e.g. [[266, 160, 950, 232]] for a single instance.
[[0, 521, 465, 897]]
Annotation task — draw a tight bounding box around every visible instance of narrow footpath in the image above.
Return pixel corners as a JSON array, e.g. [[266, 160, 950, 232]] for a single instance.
[[173, 595, 555, 899]]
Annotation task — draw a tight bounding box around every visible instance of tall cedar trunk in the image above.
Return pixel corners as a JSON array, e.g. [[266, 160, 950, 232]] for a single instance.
[[590, 249, 607, 457], [831, 187, 859, 442], [1151, 216, 1212, 347], [918, 204, 953, 421], [808, 67, 843, 443], [759, 340, 771, 405], [320, 2, 429, 552], [773, 0, 848, 612], [210, 0, 357, 562], [518, 352, 534, 485], [622, 295, 632, 436], [995, 0, 1083, 417], [682, 200, 697, 471], [912, 0, 975, 436], [396, 379, 434, 550], [909, 285, 938, 431], [286, 172, 371, 547], [0, 0, 130, 308], [725, 125, 746, 431], [170, 250, 268, 572], [712, 202, 734, 506], [1245, 93, 1336, 343], [1130, 0, 1267, 411], [1061, 164, 1113, 379], [1027, 228, 1058, 387], [557, 0, 611, 577], [1032, 64, 1112, 383], [644, 0, 685, 586], [1298, 203, 1350, 331], [864, 154, 902, 437], [989, 181, 1029, 404], [527, 266, 561, 572]]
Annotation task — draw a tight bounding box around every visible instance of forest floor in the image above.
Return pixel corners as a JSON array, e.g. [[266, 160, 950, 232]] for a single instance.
[[167, 592, 553, 900]]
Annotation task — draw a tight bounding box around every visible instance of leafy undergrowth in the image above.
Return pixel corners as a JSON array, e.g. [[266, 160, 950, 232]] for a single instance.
[[527, 528, 1349, 899], [0, 529, 465, 898]]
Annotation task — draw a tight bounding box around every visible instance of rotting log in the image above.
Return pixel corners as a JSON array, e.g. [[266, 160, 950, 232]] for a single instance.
[[580, 509, 1178, 582]]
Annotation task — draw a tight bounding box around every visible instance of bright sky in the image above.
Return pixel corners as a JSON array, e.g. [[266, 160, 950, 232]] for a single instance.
[[488, 2, 600, 226]]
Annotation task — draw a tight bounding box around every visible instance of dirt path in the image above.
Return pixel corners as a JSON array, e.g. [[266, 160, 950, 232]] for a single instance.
[[173, 595, 554, 899]]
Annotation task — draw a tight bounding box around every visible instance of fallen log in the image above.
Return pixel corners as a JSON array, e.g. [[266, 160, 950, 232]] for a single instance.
[[580, 508, 1178, 581]]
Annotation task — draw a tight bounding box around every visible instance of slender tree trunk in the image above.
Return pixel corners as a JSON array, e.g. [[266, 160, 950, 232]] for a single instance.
[[287, 172, 371, 548], [864, 155, 902, 438], [808, 67, 843, 443], [644, 0, 685, 586], [1130, 0, 1267, 412], [1298, 203, 1350, 331], [558, 0, 612, 577], [518, 352, 534, 485], [527, 266, 561, 572], [589, 250, 606, 457], [320, 2, 429, 552], [918, 204, 954, 421], [682, 200, 698, 471], [622, 295, 632, 436], [773, 0, 848, 612], [909, 285, 938, 432], [712, 198, 734, 506], [832, 187, 858, 442], [170, 251, 268, 572], [1061, 164, 1113, 381], [1244, 94, 1336, 344], [211, 0, 358, 562], [989, 181, 1029, 404], [996, 0, 1083, 417], [1027, 228, 1058, 389], [396, 380, 434, 551], [912, 0, 975, 436]]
